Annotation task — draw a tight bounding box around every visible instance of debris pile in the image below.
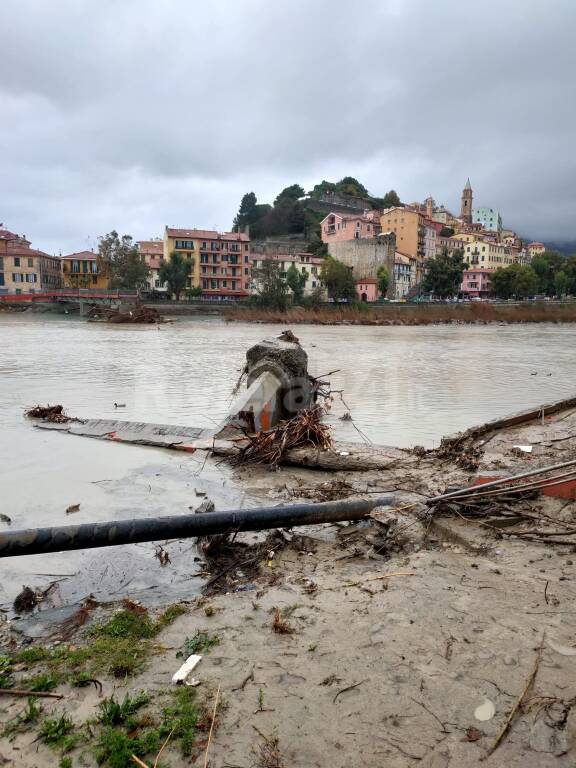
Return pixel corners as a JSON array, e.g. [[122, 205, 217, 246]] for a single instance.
[[428, 459, 576, 546], [435, 434, 484, 471], [233, 405, 333, 468], [25, 404, 71, 423], [293, 479, 356, 502], [88, 305, 162, 324]]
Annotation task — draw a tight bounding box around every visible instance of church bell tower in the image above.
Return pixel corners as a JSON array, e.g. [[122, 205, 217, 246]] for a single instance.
[[460, 178, 473, 224]]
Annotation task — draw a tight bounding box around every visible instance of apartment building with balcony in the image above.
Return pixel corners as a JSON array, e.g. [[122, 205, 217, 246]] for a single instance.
[[60, 250, 108, 289], [0, 228, 62, 294], [379, 207, 429, 282], [164, 227, 251, 299], [464, 239, 513, 269]]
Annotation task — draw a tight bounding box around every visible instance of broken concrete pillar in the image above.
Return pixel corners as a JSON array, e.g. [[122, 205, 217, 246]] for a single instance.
[[226, 337, 315, 432]]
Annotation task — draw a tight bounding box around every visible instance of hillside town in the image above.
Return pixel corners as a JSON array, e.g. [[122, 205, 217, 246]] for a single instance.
[[0, 179, 563, 304]]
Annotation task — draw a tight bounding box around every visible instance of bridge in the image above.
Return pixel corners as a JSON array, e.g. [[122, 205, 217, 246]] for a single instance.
[[0, 289, 139, 304]]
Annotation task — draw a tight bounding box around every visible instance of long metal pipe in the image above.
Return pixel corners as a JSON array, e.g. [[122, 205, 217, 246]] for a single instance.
[[0, 497, 393, 558], [427, 458, 576, 505]]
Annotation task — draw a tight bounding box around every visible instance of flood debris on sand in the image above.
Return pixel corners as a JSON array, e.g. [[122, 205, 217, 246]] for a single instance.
[[25, 404, 72, 423], [232, 405, 332, 468], [86, 304, 163, 324]]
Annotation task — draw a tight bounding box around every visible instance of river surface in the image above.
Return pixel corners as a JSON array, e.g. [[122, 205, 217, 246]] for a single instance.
[[1, 314, 575, 615]]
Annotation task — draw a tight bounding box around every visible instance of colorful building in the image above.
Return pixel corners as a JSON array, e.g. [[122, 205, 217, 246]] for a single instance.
[[379, 207, 427, 282], [0, 229, 62, 295], [250, 252, 325, 297], [138, 240, 166, 294], [460, 269, 493, 298], [463, 239, 513, 269], [163, 228, 251, 300], [473, 206, 502, 233], [356, 278, 378, 302], [60, 250, 108, 289], [527, 242, 546, 260], [436, 235, 467, 256], [394, 252, 414, 299], [320, 211, 381, 243]]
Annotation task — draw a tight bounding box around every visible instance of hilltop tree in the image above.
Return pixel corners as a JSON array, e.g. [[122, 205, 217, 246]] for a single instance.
[[377, 266, 389, 298], [337, 177, 369, 198], [309, 180, 337, 199], [274, 184, 305, 206], [232, 192, 271, 239], [98, 230, 149, 290], [306, 239, 328, 258], [252, 258, 289, 311], [159, 252, 193, 300], [286, 264, 307, 304], [321, 256, 356, 302], [381, 190, 402, 208], [422, 247, 468, 298]]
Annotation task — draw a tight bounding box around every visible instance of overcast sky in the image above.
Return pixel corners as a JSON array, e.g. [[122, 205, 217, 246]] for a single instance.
[[1, 0, 575, 254]]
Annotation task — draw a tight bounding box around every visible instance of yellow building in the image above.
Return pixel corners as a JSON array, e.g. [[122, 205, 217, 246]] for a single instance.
[[164, 227, 251, 299], [380, 207, 427, 281], [60, 251, 109, 289], [463, 239, 513, 269], [0, 228, 62, 295]]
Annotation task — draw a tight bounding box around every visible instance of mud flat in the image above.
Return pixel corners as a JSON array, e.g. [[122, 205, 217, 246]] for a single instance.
[[2, 401, 576, 766]]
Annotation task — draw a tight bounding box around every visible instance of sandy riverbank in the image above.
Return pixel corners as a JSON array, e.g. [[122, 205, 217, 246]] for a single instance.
[[2, 404, 576, 766]]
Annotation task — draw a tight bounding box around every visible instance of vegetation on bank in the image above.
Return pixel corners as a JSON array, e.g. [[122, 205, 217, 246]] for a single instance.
[[226, 300, 576, 326], [0, 601, 219, 766]]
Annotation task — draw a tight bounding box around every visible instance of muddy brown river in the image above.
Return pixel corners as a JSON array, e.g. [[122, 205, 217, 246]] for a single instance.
[[1, 314, 576, 615]]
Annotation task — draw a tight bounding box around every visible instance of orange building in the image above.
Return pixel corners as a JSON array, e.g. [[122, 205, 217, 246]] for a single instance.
[[0, 228, 62, 295], [60, 250, 109, 289]]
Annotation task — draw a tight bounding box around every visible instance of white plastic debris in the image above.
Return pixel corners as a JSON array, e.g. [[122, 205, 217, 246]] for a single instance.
[[474, 699, 496, 721], [512, 445, 533, 453], [548, 639, 576, 656], [172, 654, 202, 685]]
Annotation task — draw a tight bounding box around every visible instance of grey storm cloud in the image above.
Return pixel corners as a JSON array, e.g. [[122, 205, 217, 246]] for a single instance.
[[1, 0, 575, 253]]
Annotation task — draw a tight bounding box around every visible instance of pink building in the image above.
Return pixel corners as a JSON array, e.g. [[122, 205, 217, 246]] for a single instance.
[[460, 268, 492, 298], [356, 277, 379, 302], [320, 211, 381, 243]]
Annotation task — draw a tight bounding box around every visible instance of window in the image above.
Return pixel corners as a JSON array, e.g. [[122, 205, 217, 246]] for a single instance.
[[221, 254, 228, 262], [82, 260, 88, 273], [212, 266, 217, 275], [200, 254, 208, 264], [211, 279, 217, 289], [92, 275, 98, 285], [212, 254, 218, 264], [231, 280, 237, 289], [244, 244, 248, 251], [201, 266, 207, 274], [91, 262, 98, 274], [221, 267, 226, 275], [175, 240, 194, 249], [0, 273, 4, 286], [222, 280, 227, 288], [14, 257, 20, 267], [72, 260, 80, 273], [15, 288, 21, 295], [26, 273, 37, 283], [312, 281, 316, 288], [244, 255, 249, 263], [244, 268, 249, 275], [27, 257, 33, 267], [12, 273, 23, 282]]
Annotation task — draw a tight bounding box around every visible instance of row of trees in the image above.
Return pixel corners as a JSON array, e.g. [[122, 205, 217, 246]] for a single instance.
[[490, 251, 576, 299], [420, 247, 576, 300]]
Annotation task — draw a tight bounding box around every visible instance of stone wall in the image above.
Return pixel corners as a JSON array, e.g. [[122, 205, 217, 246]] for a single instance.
[[328, 233, 396, 298]]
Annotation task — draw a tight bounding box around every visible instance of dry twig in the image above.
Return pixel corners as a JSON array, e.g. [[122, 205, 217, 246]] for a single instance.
[[203, 683, 221, 768]]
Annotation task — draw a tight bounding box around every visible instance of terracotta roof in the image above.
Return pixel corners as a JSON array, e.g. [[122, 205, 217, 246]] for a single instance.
[[528, 242, 545, 248], [355, 277, 377, 284], [61, 250, 98, 261], [394, 253, 411, 265], [146, 257, 163, 270], [6, 245, 57, 259], [0, 229, 22, 241], [138, 240, 163, 254], [165, 227, 249, 242]]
